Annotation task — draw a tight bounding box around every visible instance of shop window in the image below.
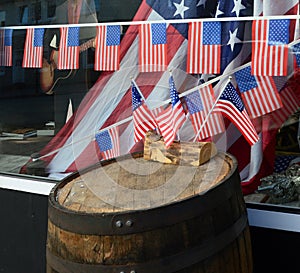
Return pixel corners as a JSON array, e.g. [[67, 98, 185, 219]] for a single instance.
[[31, 1, 41, 22], [47, 1, 56, 19], [0, 10, 5, 26], [19, 5, 29, 24]]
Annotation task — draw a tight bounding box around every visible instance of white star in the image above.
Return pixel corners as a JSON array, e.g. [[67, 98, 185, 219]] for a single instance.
[[215, 2, 224, 17], [227, 28, 242, 51], [173, 0, 189, 19], [231, 0, 246, 17], [197, 0, 207, 8]]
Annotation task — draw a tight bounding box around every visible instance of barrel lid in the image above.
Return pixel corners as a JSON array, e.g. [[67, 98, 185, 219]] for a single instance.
[[48, 152, 239, 235]]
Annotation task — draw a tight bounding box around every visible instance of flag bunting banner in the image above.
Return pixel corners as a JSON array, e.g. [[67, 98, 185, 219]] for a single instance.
[[251, 19, 290, 76], [0, 29, 13, 67], [22, 28, 45, 68], [95, 25, 121, 71], [235, 65, 282, 118], [185, 84, 225, 140], [187, 21, 221, 74], [57, 27, 80, 70], [138, 22, 167, 72]]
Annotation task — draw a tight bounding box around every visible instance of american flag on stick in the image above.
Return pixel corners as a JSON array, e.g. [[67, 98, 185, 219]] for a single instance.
[[57, 27, 80, 70], [22, 28, 45, 68], [131, 80, 157, 142], [214, 82, 259, 146], [156, 75, 186, 147], [95, 127, 120, 160]]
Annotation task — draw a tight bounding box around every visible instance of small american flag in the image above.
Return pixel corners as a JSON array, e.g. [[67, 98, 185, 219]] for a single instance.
[[185, 84, 224, 141], [187, 21, 221, 74], [139, 22, 167, 72], [156, 75, 186, 147], [268, 85, 299, 128], [0, 29, 13, 67], [235, 65, 282, 118], [22, 28, 45, 68], [132, 81, 157, 142], [95, 25, 120, 71], [292, 42, 300, 68], [214, 82, 259, 146], [57, 27, 80, 70], [252, 19, 290, 76], [95, 127, 120, 160]]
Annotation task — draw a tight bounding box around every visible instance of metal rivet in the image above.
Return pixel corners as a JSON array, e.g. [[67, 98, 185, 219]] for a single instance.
[[126, 220, 133, 227], [115, 220, 123, 228]]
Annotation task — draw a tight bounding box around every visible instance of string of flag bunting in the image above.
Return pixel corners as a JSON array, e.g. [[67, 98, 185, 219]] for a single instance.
[[2, 15, 299, 162], [0, 16, 300, 75]]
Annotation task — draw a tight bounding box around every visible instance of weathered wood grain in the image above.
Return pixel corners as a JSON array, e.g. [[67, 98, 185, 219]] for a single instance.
[[144, 131, 217, 166]]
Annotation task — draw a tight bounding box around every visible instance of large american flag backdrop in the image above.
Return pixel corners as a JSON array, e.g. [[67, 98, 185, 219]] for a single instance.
[[26, 0, 300, 195]]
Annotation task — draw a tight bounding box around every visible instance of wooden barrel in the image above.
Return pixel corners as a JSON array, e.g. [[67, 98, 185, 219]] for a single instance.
[[46, 152, 253, 273]]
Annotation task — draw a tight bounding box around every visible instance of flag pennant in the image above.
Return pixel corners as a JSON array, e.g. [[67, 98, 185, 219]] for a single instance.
[[131, 81, 157, 142], [268, 85, 299, 128], [0, 29, 13, 67], [22, 28, 45, 68], [95, 25, 121, 71], [185, 84, 224, 140], [57, 27, 80, 70], [251, 19, 290, 76], [214, 82, 259, 146], [95, 127, 120, 160], [156, 75, 186, 147], [292, 41, 300, 68], [235, 65, 282, 118], [139, 22, 167, 72], [187, 21, 221, 74]]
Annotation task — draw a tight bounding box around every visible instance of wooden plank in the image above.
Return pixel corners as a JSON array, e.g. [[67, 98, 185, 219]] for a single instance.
[[144, 131, 217, 166]]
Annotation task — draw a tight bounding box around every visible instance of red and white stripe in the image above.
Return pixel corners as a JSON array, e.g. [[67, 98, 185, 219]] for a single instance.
[[251, 19, 288, 76], [196, 85, 224, 140], [214, 100, 259, 146], [187, 22, 220, 74], [95, 25, 120, 71], [241, 76, 282, 118], [101, 127, 120, 160], [22, 28, 43, 68], [155, 105, 176, 147], [133, 103, 157, 142], [138, 23, 167, 72], [268, 85, 299, 128], [0, 29, 12, 67], [57, 27, 79, 70]]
